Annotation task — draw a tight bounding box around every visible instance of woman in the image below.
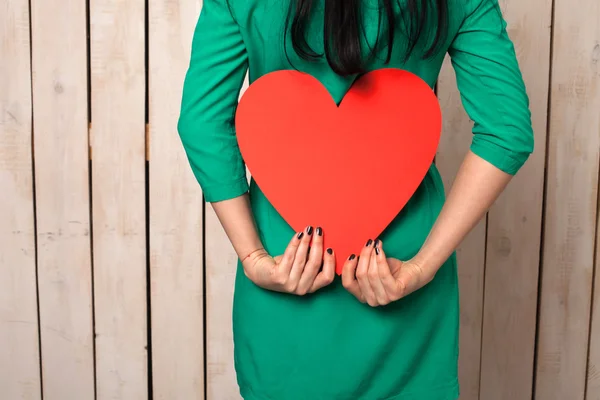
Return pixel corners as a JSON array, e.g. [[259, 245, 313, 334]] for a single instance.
[[177, 0, 533, 398]]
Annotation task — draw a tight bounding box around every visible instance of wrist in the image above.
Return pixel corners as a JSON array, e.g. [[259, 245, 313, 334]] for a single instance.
[[410, 248, 443, 275], [240, 247, 269, 281], [240, 247, 268, 267]]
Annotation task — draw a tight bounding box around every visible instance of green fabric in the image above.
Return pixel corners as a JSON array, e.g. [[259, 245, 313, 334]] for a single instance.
[[177, 0, 533, 398]]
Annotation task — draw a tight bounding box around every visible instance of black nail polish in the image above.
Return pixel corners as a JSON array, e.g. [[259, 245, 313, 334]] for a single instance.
[[375, 247, 380, 255], [374, 239, 380, 247], [316, 227, 323, 236], [297, 232, 304, 239], [349, 254, 356, 260], [307, 226, 313, 235], [366, 239, 373, 247], [327, 248, 333, 255]]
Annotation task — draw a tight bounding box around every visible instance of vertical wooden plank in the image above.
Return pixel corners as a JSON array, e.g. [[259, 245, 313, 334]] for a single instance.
[[149, 0, 205, 398], [437, 58, 486, 400], [30, 0, 95, 398], [205, 208, 243, 400], [0, 1, 41, 399], [588, 180, 600, 399], [478, 0, 552, 399], [90, 0, 147, 398], [535, 0, 600, 398], [205, 77, 249, 400]]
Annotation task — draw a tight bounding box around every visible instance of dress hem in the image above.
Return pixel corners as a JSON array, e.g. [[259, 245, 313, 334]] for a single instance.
[[238, 379, 459, 400]]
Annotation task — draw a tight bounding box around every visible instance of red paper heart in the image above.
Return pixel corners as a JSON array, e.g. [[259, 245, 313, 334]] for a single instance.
[[235, 69, 441, 274]]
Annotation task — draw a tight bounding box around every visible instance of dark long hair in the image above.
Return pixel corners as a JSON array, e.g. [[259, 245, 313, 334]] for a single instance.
[[286, 0, 449, 76]]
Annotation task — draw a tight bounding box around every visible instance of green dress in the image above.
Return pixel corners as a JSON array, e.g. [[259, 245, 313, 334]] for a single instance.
[[177, 0, 534, 398]]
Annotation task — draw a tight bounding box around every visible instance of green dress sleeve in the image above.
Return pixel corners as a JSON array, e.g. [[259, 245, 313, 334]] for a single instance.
[[448, 0, 534, 175], [177, 0, 249, 202]]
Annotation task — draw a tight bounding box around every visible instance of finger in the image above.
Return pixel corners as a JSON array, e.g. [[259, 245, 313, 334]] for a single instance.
[[287, 226, 314, 290], [376, 244, 402, 300], [309, 246, 335, 293], [368, 239, 390, 305], [278, 230, 304, 277], [297, 226, 324, 294], [356, 239, 377, 306], [341, 254, 364, 301]]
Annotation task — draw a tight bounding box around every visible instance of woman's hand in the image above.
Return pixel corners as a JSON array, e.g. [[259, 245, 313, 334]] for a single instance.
[[242, 226, 336, 295], [341, 239, 436, 306]]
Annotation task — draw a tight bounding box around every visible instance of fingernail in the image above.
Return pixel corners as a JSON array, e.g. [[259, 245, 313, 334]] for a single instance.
[[366, 239, 373, 247], [307, 226, 313, 235], [374, 239, 380, 247], [349, 254, 356, 260], [327, 248, 333, 255], [375, 247, 380, 255], [316, 227, 323, 236], [297, 232, 304, 239]]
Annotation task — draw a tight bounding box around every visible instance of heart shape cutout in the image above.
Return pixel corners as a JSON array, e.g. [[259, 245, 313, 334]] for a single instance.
[[236, 69, 441, 274]]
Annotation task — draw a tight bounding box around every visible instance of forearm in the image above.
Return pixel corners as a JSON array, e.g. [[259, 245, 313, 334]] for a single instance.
[[412, 150, 513, 273], [210, 193, 264, 261]]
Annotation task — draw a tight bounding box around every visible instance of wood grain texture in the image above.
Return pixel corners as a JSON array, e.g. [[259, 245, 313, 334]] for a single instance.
[[0, 1, 41, 399], [30, 0, 95, 398], [205, 206, 243, 400], [149, 0, 205, 398], [206, 74, 249, 400], [535, 0, 600, 398], [589, 177, 600, 399], [436, 56, 486, 400], [478, 0, 552, 398], [90, 0, 148, 398]]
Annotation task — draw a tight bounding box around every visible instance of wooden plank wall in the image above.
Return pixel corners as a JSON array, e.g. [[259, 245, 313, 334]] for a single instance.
[[90, 0, 147, 398], [1, 0, 599, 399], [148, 0, 205, 399], [0, 1, 40, 399], [535, 0, 600, 399], [30, 0, 95, 398]]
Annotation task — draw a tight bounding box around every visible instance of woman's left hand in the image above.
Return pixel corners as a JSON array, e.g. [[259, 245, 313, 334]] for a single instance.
[[341, 239, 436, 307]]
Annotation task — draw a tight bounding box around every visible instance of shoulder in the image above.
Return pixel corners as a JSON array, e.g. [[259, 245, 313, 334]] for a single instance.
[[460, 0, 503, 22], [218, 0, 279, 20], [449, 0, 506, 34]]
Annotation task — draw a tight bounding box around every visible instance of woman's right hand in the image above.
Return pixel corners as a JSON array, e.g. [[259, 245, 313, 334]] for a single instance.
[[242, 226, 336, 295]]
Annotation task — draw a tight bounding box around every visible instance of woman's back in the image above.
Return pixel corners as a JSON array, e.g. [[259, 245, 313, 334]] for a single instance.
[[177, 1, 533, 398], [232, 0, 458, 88], [189, 0, 466, 102]]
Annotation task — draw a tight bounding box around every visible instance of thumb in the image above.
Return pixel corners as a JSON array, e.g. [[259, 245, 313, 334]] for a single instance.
[[395, 262, 428, 297]]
